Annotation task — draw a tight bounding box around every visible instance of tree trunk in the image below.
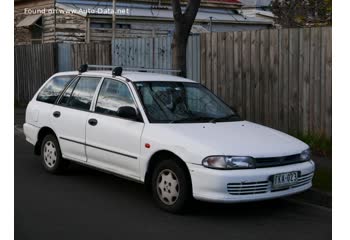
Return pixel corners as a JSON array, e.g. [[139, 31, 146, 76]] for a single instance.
[[171, 0, 201, 77], [172, 21, 190, 77]]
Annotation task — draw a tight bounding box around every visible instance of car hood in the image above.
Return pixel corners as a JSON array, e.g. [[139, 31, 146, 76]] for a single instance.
[[149, 121, 308, 161]]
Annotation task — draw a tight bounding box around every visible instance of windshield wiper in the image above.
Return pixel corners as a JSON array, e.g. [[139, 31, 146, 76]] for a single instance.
[[209, 114, 240, 123]]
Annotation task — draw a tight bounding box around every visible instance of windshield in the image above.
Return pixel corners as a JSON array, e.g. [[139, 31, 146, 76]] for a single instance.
[[134, 81, 240, 123]]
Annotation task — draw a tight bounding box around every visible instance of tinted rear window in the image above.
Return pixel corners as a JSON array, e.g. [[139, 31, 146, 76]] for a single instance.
[[36, 76, 75, 104]]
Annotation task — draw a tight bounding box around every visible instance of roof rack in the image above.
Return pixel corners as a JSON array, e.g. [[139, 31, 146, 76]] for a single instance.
[[78, 64, 181, 76]]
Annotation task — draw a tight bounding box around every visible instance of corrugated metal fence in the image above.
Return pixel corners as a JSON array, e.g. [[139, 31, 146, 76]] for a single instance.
[[58, 43, 111, 71], [112, 35, 200, 81]]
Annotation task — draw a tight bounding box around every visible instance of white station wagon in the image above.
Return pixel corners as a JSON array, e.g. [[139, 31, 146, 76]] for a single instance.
[[24, 65, 315, 213]]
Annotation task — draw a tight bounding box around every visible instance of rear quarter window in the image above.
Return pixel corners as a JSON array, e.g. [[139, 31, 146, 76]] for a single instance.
[[36, 75, 75, 104]]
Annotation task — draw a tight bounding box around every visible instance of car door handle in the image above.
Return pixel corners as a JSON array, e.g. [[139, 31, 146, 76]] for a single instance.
[[53, 111, 61, 118], [88, 118, 98, 126]]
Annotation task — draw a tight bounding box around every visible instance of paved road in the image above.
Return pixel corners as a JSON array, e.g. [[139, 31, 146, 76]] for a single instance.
[[15, 128, 331, 240]]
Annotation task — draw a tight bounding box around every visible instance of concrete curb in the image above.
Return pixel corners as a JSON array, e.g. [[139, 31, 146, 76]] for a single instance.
[[290, 188, 332, 208]]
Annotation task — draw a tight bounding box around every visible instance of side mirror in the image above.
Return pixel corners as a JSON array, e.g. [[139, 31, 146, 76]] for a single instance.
[[117, 106, 139, 120]]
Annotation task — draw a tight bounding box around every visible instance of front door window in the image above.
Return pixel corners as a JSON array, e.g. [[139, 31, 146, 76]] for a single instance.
[[95, 78, 136, 119]]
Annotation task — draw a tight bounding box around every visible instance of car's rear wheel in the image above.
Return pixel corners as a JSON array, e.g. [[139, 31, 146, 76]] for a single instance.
[[151, 159, 192, 213], [41, 134, 68, 173]]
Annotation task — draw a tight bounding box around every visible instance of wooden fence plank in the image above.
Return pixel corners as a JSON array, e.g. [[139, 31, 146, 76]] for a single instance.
[[269, 29, 279, 129], [233, 31, 243, 115], [250, 30, 259, 122], [242, 31, 251, 119], [324, 27, 332, 137], [200, 34, 206, 86], [280, 28, 289, 132], [205, 33, 212, 90], [310, 28, 320, 134], [225, 32, 234, 108], [314, 27, 322, 134], [211, 32, 218, 95], [218, 32, 226, 101], [288, 28, 300, 133], [259, 30, 269, 125], [320, 27, 327, 135]]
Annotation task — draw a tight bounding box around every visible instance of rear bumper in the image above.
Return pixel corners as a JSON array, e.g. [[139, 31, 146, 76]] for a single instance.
[[187, 160, 315, 203], [23, 123, 40, 146]]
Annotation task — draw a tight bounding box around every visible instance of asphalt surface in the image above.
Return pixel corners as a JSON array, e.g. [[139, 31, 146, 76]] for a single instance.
[[14, 126, 331, 240]]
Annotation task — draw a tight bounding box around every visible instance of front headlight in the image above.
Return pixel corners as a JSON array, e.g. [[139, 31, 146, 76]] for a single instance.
[[202, 156, 255, 169], [300, 148, 311, 161]]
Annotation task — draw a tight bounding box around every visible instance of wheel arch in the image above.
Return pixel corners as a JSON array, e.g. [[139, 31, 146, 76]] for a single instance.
[[35, 126, 57, 155], [144, 150, 192, 192]]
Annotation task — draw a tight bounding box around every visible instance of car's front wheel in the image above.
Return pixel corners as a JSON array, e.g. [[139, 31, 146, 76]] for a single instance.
[[41, 134, 68, 174], [151, 159, 192, 213]]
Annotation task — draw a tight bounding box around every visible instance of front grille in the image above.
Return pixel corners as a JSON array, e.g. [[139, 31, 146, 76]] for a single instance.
[[227, 172, 314, 195], [255, 154, 303, 168], [227, 181, 269, 195]]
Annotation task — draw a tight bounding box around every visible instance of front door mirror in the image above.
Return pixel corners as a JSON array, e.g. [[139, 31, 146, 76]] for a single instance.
[[118, 106, 138, 120]]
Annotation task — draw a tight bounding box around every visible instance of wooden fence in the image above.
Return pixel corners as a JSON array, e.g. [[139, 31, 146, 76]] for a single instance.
[[14, 44, 56, 103], [14, 27, 332, 137], [14, 43, 111, 103], [199, 27, 332, 137]]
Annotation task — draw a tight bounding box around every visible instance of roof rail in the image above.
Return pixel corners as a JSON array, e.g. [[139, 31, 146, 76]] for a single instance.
[[123, 67, 181, 74], [78, 64, 181, 76]]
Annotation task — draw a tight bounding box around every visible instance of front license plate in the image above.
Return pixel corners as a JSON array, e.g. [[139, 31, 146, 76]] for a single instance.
[[272, 171, 299, 189]]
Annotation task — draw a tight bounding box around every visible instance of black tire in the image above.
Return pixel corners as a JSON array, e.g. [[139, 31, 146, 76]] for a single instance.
[[151, 158, 192, 213], [41, 134, 68, 174]]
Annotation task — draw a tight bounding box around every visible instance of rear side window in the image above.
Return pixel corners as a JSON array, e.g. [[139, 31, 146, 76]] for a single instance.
[[36, 75, 75, 104], [60, 77, 100, 111], [59, 78, 78, 105]]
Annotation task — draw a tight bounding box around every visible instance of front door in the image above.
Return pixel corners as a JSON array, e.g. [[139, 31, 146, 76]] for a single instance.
[[85, 78, 144, 179], [51, 76, 101, 162]]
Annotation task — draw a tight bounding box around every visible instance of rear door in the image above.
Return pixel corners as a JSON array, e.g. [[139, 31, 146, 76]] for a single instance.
[[50, 76, 102, 163], [85, 78, 144, 179]]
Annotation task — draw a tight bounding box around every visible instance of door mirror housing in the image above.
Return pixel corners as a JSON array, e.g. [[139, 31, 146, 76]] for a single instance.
[[117, 106, 139, 121]]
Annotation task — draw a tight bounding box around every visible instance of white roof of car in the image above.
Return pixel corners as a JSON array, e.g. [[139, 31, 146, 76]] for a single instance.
[[53, 71, 196, 83]]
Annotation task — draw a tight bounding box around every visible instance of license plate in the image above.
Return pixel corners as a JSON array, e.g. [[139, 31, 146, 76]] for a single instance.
[[272, 171, 299, 189]]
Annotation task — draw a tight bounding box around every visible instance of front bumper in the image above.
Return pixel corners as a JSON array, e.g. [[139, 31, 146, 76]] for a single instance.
[[187, 160, 315, 203]]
